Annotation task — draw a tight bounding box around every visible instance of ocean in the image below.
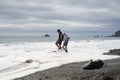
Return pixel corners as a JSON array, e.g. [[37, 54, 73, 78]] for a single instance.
[[0, 32, 119, 43], [0, 33, 120, 80]]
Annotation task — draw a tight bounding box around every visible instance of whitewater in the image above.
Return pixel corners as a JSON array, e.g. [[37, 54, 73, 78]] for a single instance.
[[0, 40, 120, 80]]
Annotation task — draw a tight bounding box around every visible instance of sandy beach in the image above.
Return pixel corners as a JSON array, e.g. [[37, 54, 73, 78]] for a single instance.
[[14, 57, 120, 80]]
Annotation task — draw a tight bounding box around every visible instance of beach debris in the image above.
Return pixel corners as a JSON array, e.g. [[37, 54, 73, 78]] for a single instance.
[[25, 59, 33, 63], [83, 59, 104, 70]]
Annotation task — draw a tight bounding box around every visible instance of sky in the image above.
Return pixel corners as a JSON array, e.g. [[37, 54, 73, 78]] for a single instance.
[[0, 0, 120, 35]]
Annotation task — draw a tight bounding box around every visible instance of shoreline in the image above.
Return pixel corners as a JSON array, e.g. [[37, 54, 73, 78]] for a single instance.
[[15, 58, 120, 80]]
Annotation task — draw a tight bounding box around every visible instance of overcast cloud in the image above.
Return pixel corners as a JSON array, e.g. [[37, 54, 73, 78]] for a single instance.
[[0, 0, 120, 33]]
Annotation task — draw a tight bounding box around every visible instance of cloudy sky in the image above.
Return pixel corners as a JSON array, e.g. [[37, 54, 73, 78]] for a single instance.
[[0, 0, 120, 35]]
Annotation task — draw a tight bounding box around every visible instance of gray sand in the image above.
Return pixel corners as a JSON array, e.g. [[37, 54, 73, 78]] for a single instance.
[[15, 58, 120, 80]]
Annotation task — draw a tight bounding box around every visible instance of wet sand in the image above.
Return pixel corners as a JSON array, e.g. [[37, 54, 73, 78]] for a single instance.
[[15, 58, 120, 80]]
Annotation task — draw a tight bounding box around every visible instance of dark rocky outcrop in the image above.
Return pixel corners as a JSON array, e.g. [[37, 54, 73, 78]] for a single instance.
[[113, 30, 120, 37], [104, 49, 120, 55], [83, 59, 104, 70], [108, 30, 120, 37], [44, 34, 50, 37]]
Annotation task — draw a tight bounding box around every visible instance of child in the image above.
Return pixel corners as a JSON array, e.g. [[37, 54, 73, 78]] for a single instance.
[[62, 33, 70, 52]]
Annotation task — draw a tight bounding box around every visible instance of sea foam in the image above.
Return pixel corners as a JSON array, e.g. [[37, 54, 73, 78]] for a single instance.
[[0, 40, 120, 80]]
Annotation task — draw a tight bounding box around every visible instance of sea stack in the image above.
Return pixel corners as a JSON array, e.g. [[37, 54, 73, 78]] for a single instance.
[[44, 34, 50, 37], [113, 30, 120, 37]]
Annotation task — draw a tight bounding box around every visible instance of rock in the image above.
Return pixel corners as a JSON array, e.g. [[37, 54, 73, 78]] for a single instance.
[[104, 49, 120, 55], [93, 35, 100, 37], [106, 30, 120, 37], [44, 34, 50, 37], [25, 59, 33, 63], [83, 59, 104, 70], [113, 30, 120, 37]]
